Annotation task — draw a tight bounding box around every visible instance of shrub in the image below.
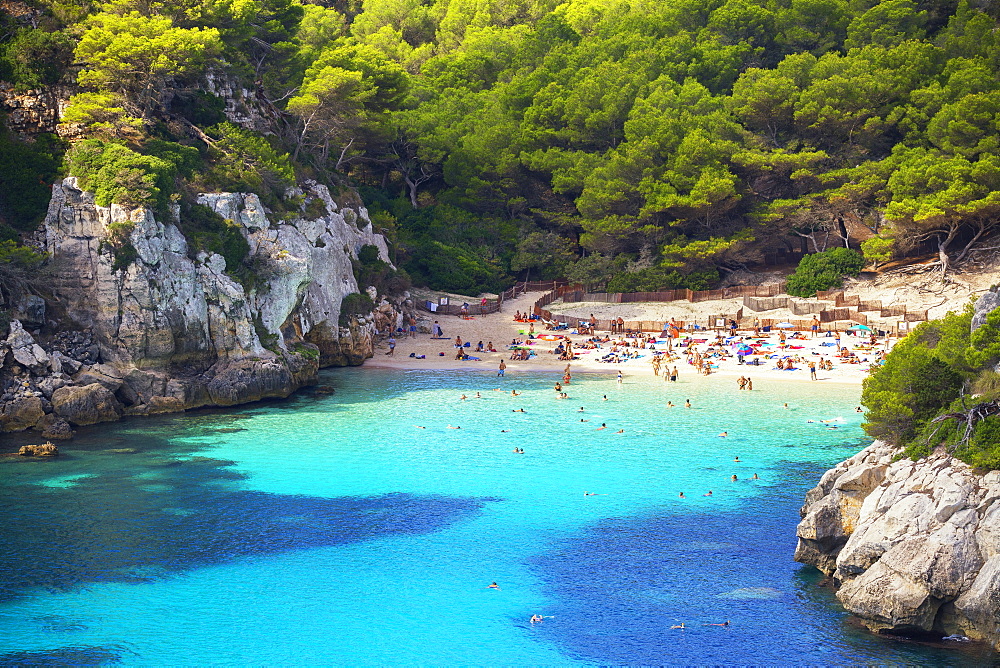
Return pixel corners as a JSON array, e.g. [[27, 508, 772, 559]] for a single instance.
[[607, 267, 720, 292], [339, 292, 375, 326], [204, 123, 295, 209], [353, 244, 411, 297], [67, 139, 179, 215], [0, 131, 66, 231], [177, 203, 253, 288], [0, 28, 74, 89], [786, 247, 865, 297]]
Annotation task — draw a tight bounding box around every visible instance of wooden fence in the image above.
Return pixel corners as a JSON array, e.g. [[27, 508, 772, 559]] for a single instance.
[[417, 278, 928, 334]]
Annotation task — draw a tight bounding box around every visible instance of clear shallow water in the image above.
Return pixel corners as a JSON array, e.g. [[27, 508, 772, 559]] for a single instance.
[[0, 368, 994, 665]]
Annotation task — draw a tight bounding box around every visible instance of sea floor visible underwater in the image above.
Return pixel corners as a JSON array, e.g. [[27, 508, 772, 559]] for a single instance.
[[1, 367, 996, 665]]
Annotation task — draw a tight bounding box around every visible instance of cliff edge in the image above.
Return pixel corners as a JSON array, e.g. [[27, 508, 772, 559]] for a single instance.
[[0, 177, 403, 436]]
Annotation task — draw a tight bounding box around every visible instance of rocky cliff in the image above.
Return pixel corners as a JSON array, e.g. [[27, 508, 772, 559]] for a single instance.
[[0, 177, 404, 436], [795, 290, 1000, 647], [795, 441, 1000, 644]]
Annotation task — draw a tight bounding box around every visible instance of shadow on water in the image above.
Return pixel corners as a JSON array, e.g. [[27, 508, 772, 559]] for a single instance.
[[0, 449, 495, 604], [0, 645, 133, 666], [529, 459, 998, 666]]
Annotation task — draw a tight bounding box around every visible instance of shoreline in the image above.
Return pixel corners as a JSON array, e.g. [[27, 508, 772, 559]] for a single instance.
[[368, 291, 883, 387]]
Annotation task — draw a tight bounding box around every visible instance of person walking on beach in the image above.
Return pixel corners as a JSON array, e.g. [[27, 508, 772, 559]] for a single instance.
[[408, 316, 417, 338], [433, 321, 443, 337], [809, 361, 817, 380], [386, 336, 396, 356], [498, 360, 506, 377]]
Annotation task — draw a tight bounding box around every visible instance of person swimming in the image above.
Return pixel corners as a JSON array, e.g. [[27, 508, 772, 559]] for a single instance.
[[733, 456, 740, 462], [615, 429, 624, 434], [596, 423, 607, 430], [513, 408, 526, 412], [488, 582, 500, 589], [529, 614, 544, 623], [685, 399, 692, 408], [679, 492, 686, 499], [666, 401, 675, 408], [719, 432, 728, 438], [731, 474, 738, 481], [603, 395, 608, 401], [671, 622, 685, 629], [703, 620, 731, 627], [704, 490, 713, 496]]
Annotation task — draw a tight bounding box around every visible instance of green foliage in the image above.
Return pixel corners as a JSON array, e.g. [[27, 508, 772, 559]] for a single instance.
[[352, 243, 410, 296], [0, 239, 49, 306], [204, 123, 296, 208], [0, 28, 74, 89], [73, 12, 223, 121], [0, 131, 66, 231], [339, 291, 375, 326], [786, 247, 865, 297], [67, 139, 181, 214], [177, 203, 253, 287], [860, 235, 895, 267], [103, 220, 139, 271], [607, 267, 720, 292]]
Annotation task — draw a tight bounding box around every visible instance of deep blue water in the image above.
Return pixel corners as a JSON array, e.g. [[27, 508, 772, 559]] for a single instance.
[[0, 367, 994, 664]]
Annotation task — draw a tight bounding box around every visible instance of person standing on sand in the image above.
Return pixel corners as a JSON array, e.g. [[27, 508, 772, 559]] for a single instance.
[[433, 321, 443, 337], [811, 316, 819, 338], [386, 336, 396, 356], [498, 360, 506, 377], [809, 361, 817, 380]]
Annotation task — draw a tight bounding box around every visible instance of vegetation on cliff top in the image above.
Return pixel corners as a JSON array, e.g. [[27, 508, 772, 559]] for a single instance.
[[1, 0, 999, 294], [862, 301, 1000, 469]]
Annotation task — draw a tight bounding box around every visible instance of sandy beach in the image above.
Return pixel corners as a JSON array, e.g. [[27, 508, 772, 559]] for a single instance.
[[367, 291, 887, 386]]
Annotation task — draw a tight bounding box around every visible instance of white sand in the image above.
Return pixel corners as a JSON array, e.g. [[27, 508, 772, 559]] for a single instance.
[[366, 291, 883, 386]]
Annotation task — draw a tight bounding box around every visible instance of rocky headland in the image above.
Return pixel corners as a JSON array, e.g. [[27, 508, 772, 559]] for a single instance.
[[796, 290, 1000, 649], [0, 177, 409, 438]]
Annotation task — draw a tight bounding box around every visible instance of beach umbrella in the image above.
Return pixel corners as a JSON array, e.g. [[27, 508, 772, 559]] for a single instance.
[[848, 324, 871, 331], [776, 322, 795, 328]]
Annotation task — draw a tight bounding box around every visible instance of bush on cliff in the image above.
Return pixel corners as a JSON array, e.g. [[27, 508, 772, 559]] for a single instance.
[[862, 302, 1000, 468], [339, 292, 374, 326], [786, 248, 866, 298], [0, 130, 66, 233], [178, 203, 253, 288]]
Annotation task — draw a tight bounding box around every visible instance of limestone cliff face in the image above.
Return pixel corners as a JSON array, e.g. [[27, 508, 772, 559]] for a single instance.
[[795, 441, 1000, 643], [0, 176, 398, 432]]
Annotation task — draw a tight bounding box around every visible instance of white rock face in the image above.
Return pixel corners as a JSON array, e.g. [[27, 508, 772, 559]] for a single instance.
[[42, 177, 391, 412], [796, 441, 1000, 646]]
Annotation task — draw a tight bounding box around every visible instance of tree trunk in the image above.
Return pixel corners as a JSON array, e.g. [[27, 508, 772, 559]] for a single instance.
[[937, 223, 960, 276]]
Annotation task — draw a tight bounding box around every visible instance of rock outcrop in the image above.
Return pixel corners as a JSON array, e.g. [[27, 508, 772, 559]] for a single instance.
[[0, 176, 409, 435], [796, 441, 1000, 646]]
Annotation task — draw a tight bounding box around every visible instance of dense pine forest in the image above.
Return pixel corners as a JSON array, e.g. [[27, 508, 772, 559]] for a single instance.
[[0, 0, 998, 296]]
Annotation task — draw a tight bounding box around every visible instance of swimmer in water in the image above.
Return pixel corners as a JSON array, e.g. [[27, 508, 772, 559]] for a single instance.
[[752, 473, 759, 479], [703, 621, 731, 627], [731, 474, 738, 482], [584, 491, 596, 496], [666, 401, 675, 408], [685, 399, 692, 408], [615, 429, 624, 434], [679, 492, 686, 499], [603, 395, 608, 401], [415, 425, 426, 429], [448, 425, 461, 429], [578, 407, 585, 412], [704, 490, 713, 496], [580, 418, 589, 422], [733, 456, 740, 462], [596, 423, 607, 430], [671, 622, 685, 630], [488, 582, 500, 590], [511, 390, 520, 397], [783, 403, 789, 409], [719, 431, 728, 437], [530, 615, 544, 623], [513, 408, 526, 412], [500, 429, 510, 433]]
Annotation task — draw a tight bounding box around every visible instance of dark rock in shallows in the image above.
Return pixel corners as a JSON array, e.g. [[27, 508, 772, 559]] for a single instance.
[[35, 412, 75, 440], [0, 396, 46, 432]]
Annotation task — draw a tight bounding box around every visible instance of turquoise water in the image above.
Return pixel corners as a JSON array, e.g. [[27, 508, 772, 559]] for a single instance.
[[0, 368, 992, 664]]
